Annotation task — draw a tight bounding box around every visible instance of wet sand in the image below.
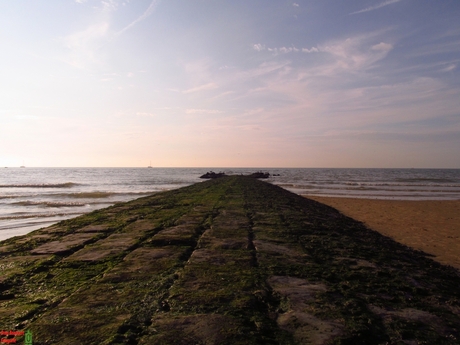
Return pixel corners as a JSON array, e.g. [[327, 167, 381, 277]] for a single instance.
[[306, 196, 460, 270]]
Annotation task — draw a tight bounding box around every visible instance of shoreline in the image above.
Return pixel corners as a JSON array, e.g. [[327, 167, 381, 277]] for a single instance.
[[305, 195, 460, 270], [2, 168, 459, 243]]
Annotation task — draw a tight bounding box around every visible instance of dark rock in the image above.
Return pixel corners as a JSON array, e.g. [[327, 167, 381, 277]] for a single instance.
[[199, 171, 226, 179], [248, 171, 270, 178]]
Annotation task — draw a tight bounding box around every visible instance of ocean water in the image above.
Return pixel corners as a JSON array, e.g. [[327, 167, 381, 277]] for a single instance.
[[1, 167, 459, 241]]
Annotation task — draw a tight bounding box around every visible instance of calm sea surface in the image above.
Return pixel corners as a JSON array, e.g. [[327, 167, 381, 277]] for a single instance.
[[1, 168, 459, 241]]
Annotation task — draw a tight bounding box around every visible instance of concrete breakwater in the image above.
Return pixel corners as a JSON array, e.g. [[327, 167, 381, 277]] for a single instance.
[[0, 176, 459, 344]]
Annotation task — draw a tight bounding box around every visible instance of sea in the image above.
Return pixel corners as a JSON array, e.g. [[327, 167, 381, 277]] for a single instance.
[[1, 167, 460, 241]]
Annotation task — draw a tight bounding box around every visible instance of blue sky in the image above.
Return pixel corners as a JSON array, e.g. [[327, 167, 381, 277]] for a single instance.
[[1, 0, 459, 168]]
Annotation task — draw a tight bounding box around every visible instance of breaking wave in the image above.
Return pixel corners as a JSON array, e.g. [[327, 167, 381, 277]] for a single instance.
[[57, 191, 154, 198], [12, 201, 87, 207], [61, 192, 114, 198], [0, 182, 79, 188], [0, 211, 84, 221], [0, 195, 18, 200], [394, 178, 456, 183]]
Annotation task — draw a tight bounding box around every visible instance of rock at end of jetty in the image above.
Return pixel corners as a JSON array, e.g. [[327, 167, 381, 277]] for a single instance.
[[248, 171, 270, 178], [199, 171, 226, 179]]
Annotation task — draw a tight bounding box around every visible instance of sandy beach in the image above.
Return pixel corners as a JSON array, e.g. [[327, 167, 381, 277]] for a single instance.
[[306, 196, 460, 270]]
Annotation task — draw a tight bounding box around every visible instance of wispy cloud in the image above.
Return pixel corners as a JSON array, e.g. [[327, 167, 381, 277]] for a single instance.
[[350, 0, 402, 15], [253, 44, 319, 54], [185, 109, 223, 114], [117, 0, 160, 35], [441, 64, 457, 72], [371, 42, 393, 52], [61, 22, 109, 68], [226, 33, 408, 135], [211, 90, 235, 100], [101, 0, 118, 11], [316, 35, 394, 73], [253, 43, 265, 52], [136, 112, 156, 117], [74, 0, 119, 11], [238, 61, 291, 81], [182, 83, 218, 94]]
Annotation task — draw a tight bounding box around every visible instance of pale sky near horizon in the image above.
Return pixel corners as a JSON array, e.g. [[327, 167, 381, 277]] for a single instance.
[[1, 0, 459, 168]]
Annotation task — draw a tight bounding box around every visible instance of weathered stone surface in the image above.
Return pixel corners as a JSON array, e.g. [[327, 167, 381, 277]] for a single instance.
[[64, 233, 140, 261], [30, 233, 98, 254], [75, 224, 113, 233], [0, 176, 459, 344]]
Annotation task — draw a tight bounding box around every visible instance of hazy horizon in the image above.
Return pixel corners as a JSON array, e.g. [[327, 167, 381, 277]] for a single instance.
[[3, 166, 460, 170]]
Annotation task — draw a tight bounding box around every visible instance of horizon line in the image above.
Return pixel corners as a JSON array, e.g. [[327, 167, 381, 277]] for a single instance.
[[2, 166, 459, 170]]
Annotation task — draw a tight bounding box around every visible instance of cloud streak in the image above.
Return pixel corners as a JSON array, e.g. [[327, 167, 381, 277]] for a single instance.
[[350, 0, 402, 15], [117, 0, 160, 35], [253, 44, 319, 54], [61, 22, 109, 69], [183, 83, 218, 94], [185, 109, 223, 114], [441, 64, 457, 72]]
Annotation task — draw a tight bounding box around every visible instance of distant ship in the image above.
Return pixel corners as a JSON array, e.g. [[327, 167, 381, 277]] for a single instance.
[[147, 161, 152, 168]]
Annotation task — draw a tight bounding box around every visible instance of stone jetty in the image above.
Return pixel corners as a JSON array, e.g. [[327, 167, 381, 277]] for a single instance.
[[0, 176, 459, 344]]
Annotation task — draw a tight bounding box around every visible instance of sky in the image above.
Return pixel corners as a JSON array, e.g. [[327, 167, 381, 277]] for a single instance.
[[1, 0, 459, 168]]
